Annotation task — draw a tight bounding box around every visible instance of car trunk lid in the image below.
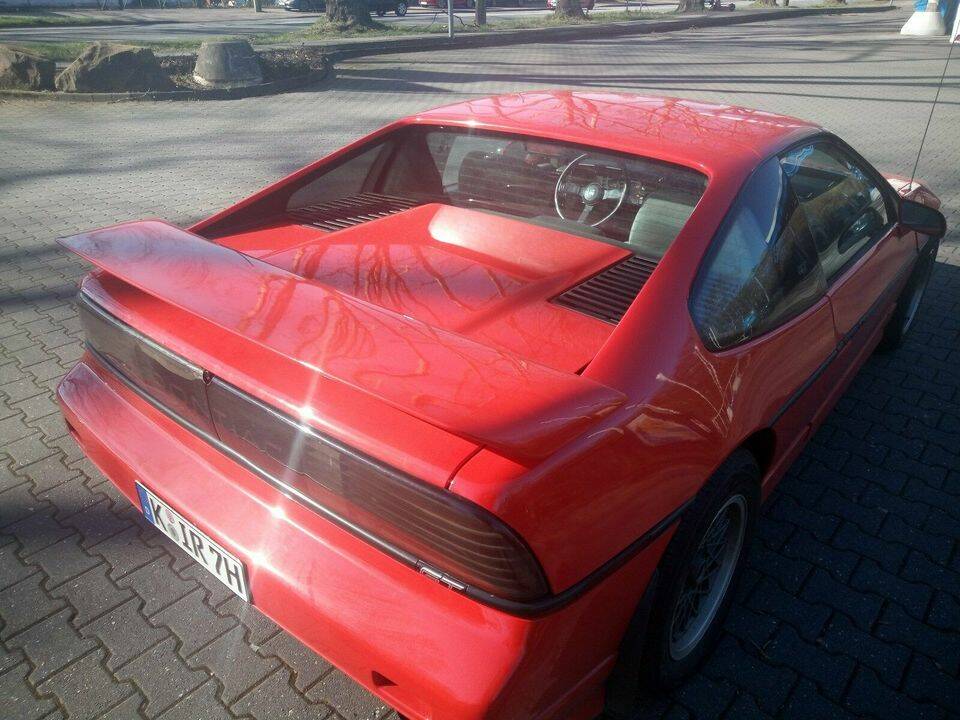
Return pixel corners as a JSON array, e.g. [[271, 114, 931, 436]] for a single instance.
[[60, 219, 627, 473], [231, 203, 629, 373]]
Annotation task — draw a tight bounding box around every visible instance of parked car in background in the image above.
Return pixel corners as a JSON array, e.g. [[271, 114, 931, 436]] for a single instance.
[[420, 0, 549, 8], [419, 0, 474, 9], [371, 0, 409, 14], [547, 0, 596, 9], [278, 0, 407, 13], [277, 0, 407, 13], [277, 0, 325, 10], [57, 91, 945, 720]]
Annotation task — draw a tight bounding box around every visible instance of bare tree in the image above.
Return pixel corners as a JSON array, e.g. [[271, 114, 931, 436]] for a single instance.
[[327, 0, 377, 28], [475, 0, 487, 25], [554, 0, 584, 18]]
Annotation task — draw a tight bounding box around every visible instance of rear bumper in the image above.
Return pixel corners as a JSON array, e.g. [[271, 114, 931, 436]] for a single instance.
[[58, 354, 662, 720]]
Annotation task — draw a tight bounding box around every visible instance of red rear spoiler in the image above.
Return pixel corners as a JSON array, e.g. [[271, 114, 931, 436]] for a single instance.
[[60, 220, 625, 460]]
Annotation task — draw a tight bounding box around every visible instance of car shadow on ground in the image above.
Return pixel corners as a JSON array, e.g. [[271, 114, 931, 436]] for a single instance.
[[627, 253, 960, 718]]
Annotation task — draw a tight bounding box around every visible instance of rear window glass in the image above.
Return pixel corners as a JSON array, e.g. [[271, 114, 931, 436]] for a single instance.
[[286, 126, 707, 258]]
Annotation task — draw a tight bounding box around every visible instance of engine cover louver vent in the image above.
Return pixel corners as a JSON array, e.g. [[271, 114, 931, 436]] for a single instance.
[[553, 254, 658, 324], [287, 193, 422, 232]]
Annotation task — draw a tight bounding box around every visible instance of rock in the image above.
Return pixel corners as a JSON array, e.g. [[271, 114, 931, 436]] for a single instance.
[[193, 40, 263, 89], [0, 45, 55, 91], [55, 43, 174, 93]]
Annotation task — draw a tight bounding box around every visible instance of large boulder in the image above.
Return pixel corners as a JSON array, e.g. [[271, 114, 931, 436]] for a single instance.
[[56, 43, 174, 93], [193, 40, 262, 89], [0, 46, 55, 91]]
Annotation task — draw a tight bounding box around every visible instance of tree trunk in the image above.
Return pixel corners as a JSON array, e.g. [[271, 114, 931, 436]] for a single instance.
[[475, 0, 487, 25], [555, 0, 584, 18], [253, 0, 262, 11], [327, 0, 376, 27], [676, 0, 704, 11]]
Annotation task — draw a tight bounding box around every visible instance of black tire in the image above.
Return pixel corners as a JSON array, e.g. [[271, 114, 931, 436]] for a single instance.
[[878, 240, 939, 351], [640, 450, 759, 690], [395, 0, 407, 13]]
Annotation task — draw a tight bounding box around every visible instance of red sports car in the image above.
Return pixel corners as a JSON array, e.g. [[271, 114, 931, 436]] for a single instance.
[[57, 92, 945, 720]]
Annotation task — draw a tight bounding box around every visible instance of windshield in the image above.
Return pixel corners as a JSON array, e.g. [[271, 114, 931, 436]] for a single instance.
[[286, 126, 707, 259]]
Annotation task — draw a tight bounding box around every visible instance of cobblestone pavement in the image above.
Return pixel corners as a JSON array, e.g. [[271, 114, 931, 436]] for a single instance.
[[0, 7, 958, 720]]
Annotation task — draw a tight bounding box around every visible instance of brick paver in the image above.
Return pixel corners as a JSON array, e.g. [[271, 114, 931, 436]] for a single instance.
[[0, 7, 957, 719]]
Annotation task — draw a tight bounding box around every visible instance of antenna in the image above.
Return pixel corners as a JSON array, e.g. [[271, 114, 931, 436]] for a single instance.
[[910, 36, 956, 186]]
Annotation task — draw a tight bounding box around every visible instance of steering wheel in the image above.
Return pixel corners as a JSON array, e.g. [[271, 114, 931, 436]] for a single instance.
[[554, 154, 628, 227]]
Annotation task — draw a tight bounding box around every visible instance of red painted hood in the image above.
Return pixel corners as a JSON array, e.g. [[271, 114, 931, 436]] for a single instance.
[[59, 218, 626, 463]]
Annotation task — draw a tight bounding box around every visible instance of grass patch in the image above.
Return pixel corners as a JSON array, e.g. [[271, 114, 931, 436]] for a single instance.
[[10, 39, 205, 62], [8, 4, 705, 63], [0, 12, 127, 29], [809, 0, 877, 6], [283, 17, 404, 39], [8, 42, 93, 62], [253, 7, 671, 44]]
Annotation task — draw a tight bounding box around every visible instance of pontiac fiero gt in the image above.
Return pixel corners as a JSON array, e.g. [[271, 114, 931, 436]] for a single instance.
[[57, 91, 946, 720]]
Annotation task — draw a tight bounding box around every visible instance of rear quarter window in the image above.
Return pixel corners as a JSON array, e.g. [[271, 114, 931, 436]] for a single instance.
[[690, 157, 826, 351]]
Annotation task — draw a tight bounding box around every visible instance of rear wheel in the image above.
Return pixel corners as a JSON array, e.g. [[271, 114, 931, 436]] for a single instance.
[[640, 450, 759, 689], [395, 0, 407, 13]]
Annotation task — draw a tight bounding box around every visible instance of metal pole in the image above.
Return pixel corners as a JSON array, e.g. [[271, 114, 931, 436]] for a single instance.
[[448, 0, 454, 38]]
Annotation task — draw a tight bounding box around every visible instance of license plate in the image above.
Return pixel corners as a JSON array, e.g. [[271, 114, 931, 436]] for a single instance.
[[136, 482, 250, 601]]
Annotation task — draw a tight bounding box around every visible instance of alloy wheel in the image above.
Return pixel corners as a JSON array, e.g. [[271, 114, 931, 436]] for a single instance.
[[668, 494, 747, 661]]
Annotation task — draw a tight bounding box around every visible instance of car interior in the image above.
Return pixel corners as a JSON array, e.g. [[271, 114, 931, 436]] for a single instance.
[[280, 127, 709, 261]]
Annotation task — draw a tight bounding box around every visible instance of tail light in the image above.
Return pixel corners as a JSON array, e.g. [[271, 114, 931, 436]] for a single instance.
[[78, 295, 216, 436], [207, 379, 550, 602], [80, 293, 549, 604]]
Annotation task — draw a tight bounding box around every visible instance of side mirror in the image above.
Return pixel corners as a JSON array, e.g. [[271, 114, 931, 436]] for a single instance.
[[900, 199, 947, 240]]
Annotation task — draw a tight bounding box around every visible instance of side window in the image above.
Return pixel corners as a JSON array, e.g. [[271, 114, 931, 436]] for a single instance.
[[690, 157, 826, 351], [286, 142, 389, 210], [781, 142, 892, 282]]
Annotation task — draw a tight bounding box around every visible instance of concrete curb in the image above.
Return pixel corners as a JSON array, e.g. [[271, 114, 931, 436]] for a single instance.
[[0, 60, 329, 101], [0, 5, 891, 102]]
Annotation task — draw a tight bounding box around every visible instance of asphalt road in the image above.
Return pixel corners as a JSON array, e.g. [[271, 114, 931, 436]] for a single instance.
[[0, 1, 683, 42], [0, 7, 958, 720]]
